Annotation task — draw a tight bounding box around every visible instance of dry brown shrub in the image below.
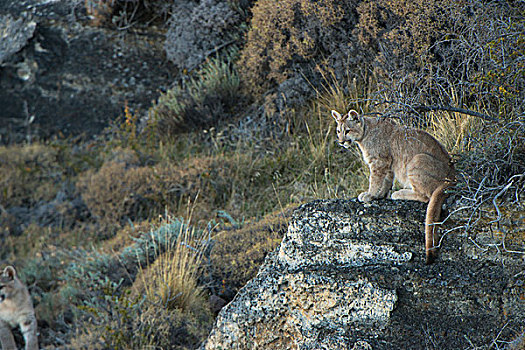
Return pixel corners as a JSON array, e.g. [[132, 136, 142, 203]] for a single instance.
[[238, 0, 358, 96], [77, 162, 156, 225], [76, 153, 235, 226]]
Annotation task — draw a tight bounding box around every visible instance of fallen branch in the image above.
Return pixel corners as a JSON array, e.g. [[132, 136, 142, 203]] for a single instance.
[[413, 105, 499, 123], [187, 39, 237, 74]]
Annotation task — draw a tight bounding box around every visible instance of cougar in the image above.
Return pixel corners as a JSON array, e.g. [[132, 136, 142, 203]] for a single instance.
[[331, 109, 456, 264], [0, 266, 38, 350]]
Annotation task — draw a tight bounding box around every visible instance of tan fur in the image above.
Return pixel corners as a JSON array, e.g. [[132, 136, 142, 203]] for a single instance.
[[0, 266, 38, 350], [331, 110, 456, 264]]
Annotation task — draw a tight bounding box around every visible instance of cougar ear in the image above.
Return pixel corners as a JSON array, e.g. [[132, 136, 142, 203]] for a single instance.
[[3, 266, 16, 280], [347, 110, 359, 121], [331, 110, 343, 121]]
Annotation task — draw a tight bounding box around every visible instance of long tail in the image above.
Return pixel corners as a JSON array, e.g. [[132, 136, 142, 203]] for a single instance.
[[425, 182, 453, 264]]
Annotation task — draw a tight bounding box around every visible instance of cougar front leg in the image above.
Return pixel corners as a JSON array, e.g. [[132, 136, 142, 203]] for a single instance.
[[21, 316, 38, 350], [359, 158, 393, 202], [0, 320, 16, 350]]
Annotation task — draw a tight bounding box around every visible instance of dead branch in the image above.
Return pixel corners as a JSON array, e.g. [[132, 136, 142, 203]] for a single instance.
[[413, 105, 499, 123]]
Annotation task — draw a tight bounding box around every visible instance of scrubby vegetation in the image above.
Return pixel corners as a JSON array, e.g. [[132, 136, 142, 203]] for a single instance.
[[151, 50, 242, 135], [0, 0, 523, 348]]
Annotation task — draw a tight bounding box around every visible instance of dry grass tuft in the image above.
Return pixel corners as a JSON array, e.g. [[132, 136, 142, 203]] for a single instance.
[[132, 217, 209, 312]]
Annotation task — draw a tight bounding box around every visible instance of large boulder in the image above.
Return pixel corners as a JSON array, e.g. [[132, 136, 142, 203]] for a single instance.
[[203, 199, 525, 349]]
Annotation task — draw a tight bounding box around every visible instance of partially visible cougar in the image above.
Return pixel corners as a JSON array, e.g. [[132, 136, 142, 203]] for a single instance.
[[0, 266, 38, 350], [331, 109, 456, 264]]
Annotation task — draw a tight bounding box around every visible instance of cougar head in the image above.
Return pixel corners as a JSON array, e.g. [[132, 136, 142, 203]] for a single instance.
[[0, 266, 18, 302], [331, 110, 364, 148]]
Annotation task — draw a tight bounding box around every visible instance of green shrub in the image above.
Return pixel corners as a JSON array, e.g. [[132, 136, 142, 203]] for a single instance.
[[131, 221, 209, 312], [72, 287, 212, 350], [67, 218, 213, 349], [151, 51, 241, 137]]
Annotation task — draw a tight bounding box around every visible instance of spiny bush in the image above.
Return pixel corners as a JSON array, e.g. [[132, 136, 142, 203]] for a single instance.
[[455, 121, 525, 190], [507, 331, 525, 350], [151, 51, 241, 137], [239, 0, 359, 96]]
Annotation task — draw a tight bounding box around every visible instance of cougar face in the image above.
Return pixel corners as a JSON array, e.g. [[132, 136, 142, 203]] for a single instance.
[[331, 110, 364, 147]]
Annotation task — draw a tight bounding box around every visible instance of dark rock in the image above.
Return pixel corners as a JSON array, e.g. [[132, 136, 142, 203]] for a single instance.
[[0, 0, 175, 144], [209, 294, 228, 315]]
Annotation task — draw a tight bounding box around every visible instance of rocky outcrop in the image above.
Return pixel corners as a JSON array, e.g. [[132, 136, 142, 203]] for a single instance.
[[203, 199, 525, 349], [0, 0, 175, 144]]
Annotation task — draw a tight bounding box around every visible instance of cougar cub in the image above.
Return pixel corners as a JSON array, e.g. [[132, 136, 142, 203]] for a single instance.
[[331, 109, 456, 264], [0, 266, 38, 350]]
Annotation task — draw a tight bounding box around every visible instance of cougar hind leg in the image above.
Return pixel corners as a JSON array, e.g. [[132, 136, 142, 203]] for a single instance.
[[391, 188, 429, 202]]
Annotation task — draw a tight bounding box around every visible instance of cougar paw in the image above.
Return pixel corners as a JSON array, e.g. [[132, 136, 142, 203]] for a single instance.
[[358, 192, 373, 203]]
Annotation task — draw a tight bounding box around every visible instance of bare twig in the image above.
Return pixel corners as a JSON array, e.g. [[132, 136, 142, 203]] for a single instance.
[[489, 175, 522, 225]]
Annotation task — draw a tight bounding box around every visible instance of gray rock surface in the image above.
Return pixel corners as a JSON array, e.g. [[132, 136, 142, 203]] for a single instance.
[[0, 14, 36, 65], [164, 0, 241, 71], [203, 199, 525, 349]]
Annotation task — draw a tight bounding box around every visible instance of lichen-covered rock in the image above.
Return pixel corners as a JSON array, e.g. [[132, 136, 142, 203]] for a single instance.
[[0, 14, 36, 65], [203, 199, 525, 349]]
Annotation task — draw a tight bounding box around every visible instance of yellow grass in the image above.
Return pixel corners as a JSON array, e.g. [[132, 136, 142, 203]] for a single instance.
[[428, 110, 483, 154], [133, 216, 208, 312]]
